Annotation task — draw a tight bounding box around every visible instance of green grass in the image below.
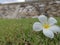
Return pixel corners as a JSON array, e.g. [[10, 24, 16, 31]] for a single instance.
[[0, 17, 60, 45]]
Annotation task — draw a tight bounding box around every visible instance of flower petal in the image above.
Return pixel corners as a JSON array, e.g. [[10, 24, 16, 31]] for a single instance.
[[43, 29, 54, 38], [48, 17, 57, 25], [33, 22, 43, 31], [49, 25, 60, 33], [38, 15, 47, 24]]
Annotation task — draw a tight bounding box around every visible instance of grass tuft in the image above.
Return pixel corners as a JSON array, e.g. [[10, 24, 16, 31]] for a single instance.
[[0, 17, 60, 45]]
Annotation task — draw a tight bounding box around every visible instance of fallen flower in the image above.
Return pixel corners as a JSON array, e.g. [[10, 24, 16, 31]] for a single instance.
[[33, 15, 60, 38]]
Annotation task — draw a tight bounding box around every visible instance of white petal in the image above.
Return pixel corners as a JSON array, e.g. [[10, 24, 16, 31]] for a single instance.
[[49, 25, 60, 33], [48, 17, 57, 25], [33, 22, 43, 31], [38, 15, 47, 24], [43, 29, 54, 38]]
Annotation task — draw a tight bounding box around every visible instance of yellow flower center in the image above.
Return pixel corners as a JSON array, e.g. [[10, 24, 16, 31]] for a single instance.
[[43, 24, 50, 29]]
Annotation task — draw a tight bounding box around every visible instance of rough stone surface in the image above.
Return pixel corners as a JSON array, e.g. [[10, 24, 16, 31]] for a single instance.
[[0, 1, 60, 19]]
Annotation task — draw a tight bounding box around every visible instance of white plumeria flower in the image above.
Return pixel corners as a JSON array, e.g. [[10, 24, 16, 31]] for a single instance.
[[33, 15, 60, 38]]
